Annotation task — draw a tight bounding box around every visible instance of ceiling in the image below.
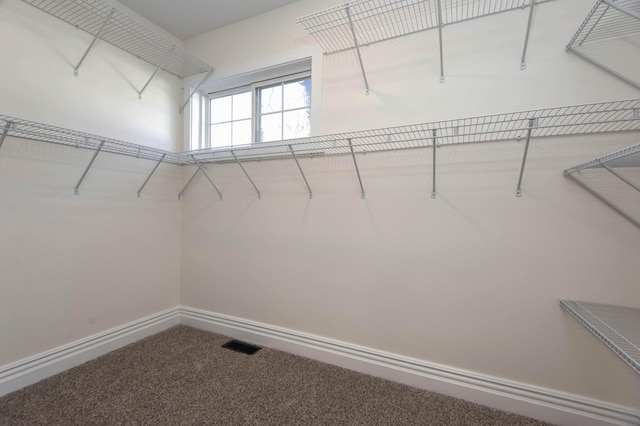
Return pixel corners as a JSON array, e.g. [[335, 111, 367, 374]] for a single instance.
[[118, 0, 300, 41]]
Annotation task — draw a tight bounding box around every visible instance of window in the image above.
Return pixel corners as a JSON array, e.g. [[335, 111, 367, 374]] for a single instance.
[[257, 77, 311, 142], [210, 90, 252, 148], [202, 72, 311, 150]]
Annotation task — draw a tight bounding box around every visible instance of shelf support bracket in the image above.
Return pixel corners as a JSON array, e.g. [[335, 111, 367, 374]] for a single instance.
[[520, 0, 536, 70], [431, 129, 437, 199], [138, 46, 175, 99], [180, 69, 214, 114], [74, 9, 114, 77], [196, 157, 223, 200], [348, 139, 365, 199], [602, 163, 640, 193], [231, 151, 261, 199], [74, 141, 104, 195], [436, 0, 445, 83], [565, 174, 640, 228], [0, 122, 11, 149], [516, 119, 536, 197], [346, 6, 370, 95], [178, 167, 201, 200], [137, 154, 165, 198], [289, 145, 312, 199]]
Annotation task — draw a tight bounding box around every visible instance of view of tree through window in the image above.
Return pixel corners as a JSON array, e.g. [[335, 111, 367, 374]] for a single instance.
[[257, 77, 311, 142]]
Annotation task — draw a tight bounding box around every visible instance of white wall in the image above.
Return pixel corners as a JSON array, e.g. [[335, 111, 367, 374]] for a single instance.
[[0, 0, 183, 151], [0, 0, 183, 365], [182, 0, 640, 413]]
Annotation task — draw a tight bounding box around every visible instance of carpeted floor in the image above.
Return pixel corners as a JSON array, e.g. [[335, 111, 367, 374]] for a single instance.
[[0, 325, 554, 425]]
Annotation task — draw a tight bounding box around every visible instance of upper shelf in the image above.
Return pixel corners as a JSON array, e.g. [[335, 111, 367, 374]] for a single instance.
[[297, 0, 549, 54], [22, 0, 213, 79], [566, 0, 640, 90], [183, 99, 640, 164], [297, 0, 553, 90]]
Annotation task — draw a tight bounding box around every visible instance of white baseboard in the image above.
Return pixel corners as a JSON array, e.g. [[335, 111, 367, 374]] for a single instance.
[[179, 306, 640, 426], [1, 306, 638, 426], [0, 308, 180, 397]]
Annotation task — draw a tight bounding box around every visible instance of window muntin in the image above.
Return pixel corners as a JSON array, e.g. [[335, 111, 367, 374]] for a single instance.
[[210, 90, 252, 148], [257, 77, 311, 143], [204, 72, 311, 149]]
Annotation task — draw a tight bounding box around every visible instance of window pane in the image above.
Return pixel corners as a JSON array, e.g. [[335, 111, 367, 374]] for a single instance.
[[260, 84, 282, 114], [283, 79, 311, 111], [259, 113, 282, 142], [211, 96, 232, 123], [233, 92, 251, 120], [211, 123, 231, 148], [283, 109, 311, 140], [232, 119, 252, 146]]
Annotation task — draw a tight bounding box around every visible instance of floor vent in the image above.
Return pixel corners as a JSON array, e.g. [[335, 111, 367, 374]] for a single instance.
[[222, 340, 261, 355]]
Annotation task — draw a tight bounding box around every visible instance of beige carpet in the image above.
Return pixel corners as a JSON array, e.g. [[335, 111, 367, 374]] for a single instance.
[[0, 325, 554, 425]]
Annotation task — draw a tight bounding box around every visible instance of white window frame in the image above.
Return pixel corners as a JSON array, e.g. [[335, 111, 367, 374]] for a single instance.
[[205, 71, 311, 148], [254, 71, 312, 144], [186, 55, 320, 152]]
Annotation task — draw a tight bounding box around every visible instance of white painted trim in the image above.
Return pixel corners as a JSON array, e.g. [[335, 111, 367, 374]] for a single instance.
[[2, 306, 638, 426], [0, 308, 180, 397], [179, 306, 640, 426]]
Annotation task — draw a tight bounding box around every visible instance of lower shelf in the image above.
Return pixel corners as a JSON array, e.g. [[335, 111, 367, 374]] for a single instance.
[[560, 300, 640, 375]]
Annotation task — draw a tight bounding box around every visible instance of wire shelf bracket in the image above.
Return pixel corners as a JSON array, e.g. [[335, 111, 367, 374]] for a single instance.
[[289, 145, 313, 199], [348, 138, 366, 199], [563, 141, 640, 227], [178, 158, 223, 201], [137, 153, 165, 198], [73, 8, 114, 77], [515, 118, 537, 197], [561, 300, 640, 375], [297, 0, 552, 88], [566, 0, 640, 90], [74, 140, 104, 195], [431, 129, 437, 198], [231, 150, 261, 199], [21, 0, 214, 108], [0, 122, 12, 150]]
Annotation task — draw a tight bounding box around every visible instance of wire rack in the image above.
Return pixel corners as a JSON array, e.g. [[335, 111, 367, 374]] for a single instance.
[[21, 0, 213, 79], [564, 143, 640, 174], [561, 300, 640, 375], [183, 99, 640, 164], [566, 0, 640, 89], [0, 114, 186, 165], [568, 0, 640, 48], [296, 0, 548, 54]]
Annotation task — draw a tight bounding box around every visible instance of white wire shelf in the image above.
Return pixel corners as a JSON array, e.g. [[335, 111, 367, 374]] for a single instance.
[[0, 114, 186, 165], [183, 99, 640, 164], [2, 99, 638, 199], [567, 0, 640, 90], [564, 143, 640, 175], [297, 0, 552, 89], [21, 0, 213, 79], [561, 300, 640, 375], [297, 0, 546, 54]]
